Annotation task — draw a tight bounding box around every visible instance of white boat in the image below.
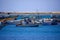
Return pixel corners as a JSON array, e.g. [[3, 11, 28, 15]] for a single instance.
[[7, 19, 21, 25]]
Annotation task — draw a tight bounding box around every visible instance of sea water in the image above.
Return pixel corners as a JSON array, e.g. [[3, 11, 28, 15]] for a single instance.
[[0, 14, 60, 40]]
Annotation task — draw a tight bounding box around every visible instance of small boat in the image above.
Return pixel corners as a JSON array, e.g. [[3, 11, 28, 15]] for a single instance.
[[16, 23, 39, 27], [43, 18, 53, 25], [37, 18, 54, 25], [0, 22, 6, 30], [6, 19, 21, 25]]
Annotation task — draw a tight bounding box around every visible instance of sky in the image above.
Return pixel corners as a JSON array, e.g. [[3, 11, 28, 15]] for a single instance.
[[0, 0, 60, 12]]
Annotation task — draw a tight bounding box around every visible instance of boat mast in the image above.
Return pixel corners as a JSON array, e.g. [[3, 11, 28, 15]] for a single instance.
[[36, 9, 39, 19]]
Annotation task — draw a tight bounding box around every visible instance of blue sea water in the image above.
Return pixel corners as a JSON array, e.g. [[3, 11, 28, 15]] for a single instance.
[[0, 14, 60, 40]]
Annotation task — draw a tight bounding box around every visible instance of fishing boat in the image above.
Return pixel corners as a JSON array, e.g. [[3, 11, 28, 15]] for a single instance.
[[6, 18, 39, 27], [16, 23, 39, 27], [7, 19, 21, 25]]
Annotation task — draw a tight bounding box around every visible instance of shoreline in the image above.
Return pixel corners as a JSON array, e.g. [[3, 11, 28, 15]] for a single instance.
[[0, 12, 60, 14]]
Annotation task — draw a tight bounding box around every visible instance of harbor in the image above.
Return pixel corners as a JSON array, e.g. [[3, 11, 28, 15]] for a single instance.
[[0, 12, 60, 40]]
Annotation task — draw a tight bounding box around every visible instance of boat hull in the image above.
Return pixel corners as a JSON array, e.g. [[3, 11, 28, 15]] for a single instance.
[[16, 24, 39, 27]]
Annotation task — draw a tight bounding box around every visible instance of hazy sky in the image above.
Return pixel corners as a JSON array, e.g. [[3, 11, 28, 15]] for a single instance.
[[0, 0, 60, 12]]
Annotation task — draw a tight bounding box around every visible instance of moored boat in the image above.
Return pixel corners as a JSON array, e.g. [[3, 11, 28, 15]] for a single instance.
[[16, 23, 39, 27]]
